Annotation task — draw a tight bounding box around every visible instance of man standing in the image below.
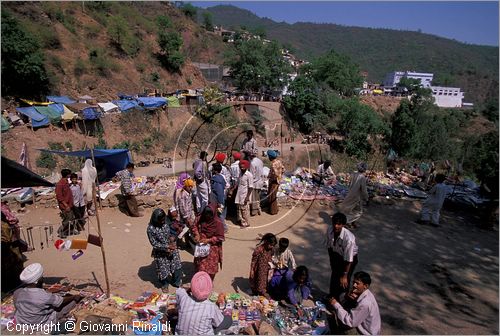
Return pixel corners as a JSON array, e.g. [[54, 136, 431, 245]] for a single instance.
[[55, 169, 75, 238], [176, 179, 196, 229], [230, 152, 242, 190], [69, 173, 86, 231], [115, 163, 142, 217], [267, 150, 285, 215], [328, 271, 381, 335], [235, 160, 253, 228], [210, 163, 228, 232], [326, 212, 358, 300], [241, 130, 258, 160], [249, 153, 264, 216], [193, 151, 210, 214]]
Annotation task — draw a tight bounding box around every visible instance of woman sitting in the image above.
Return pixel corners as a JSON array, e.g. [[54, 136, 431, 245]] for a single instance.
[[269, 266, 312, 307]]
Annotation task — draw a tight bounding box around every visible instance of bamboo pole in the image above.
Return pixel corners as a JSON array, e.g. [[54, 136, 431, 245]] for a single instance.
[[91, 184, 110, 298], [280, 123, 283, 157], [90, 148, 103, 210]]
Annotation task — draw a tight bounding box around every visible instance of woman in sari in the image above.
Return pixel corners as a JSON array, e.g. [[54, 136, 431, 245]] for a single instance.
[[192, 204, 225, 280], [81, 159, 97, 216], [147, 208, 182, 292]]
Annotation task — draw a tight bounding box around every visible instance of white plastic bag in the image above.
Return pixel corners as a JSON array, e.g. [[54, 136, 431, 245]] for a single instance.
[[194, 243, 210, 258]]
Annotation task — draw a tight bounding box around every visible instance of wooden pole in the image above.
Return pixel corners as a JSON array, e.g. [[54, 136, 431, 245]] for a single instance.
[[91, 184, 110, 298], [280, 123, 283, 157], [83, 120, 88, 137], [90, 148, 103, 210]]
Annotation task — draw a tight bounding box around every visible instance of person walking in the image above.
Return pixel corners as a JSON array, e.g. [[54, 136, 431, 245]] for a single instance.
[[193, 151, 210, 214], [267, 150, 285, 215], [81, 159, 97, 216], [338, 163, 369, 225], [249, 153, 264, 216], [235, 160, 253, 228]]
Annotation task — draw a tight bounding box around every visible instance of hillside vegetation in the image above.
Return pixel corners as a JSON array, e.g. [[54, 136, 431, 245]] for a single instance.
[[1, 1, 228, 100], [203, 5, 499, 106]]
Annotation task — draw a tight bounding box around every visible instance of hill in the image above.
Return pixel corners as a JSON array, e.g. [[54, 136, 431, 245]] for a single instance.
[[1, 2, 229, 100], [202, 5, 499, 105]]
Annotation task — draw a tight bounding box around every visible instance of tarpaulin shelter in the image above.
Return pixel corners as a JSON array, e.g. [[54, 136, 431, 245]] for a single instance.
[[1, 116, 10, 132], [166, 96, 181, 107], [20, 99, 53, 106], [113, 99, 143, 112], [136, 97, 167, 109], [66, 103, 102, 120], [1, 157, 54, 188], [38, 149, 131, 181], [34, 106, 61, 123], [46, 96, 76, 104], [97, 102, 119, 113], [16, 107, 50, 128]]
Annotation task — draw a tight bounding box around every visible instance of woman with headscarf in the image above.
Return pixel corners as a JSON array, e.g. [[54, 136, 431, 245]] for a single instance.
[[147, 208, 182, 293], [249, 233, 277, 297], [173, 172, 190, 208], [267, 150, 285, 215], [192, 204, 225, 280], [337, 163, 369, 225], [269, 266, 312, 307], [81, 159, 97, 216]]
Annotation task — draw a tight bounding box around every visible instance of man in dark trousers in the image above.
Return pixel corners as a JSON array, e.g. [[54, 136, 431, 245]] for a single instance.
[[115, 163, 143, 217], [55, 169, 75, 238]]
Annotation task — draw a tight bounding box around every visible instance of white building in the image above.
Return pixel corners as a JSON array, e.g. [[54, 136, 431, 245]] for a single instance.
[[430, 86, 464, 108], [384, 71, 434, 88]]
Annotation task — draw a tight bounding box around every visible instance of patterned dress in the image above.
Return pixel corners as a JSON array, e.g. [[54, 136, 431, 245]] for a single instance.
[[192, 209, 225, 277], [147, 224, 182, 282], [249, 245, 273, 295]]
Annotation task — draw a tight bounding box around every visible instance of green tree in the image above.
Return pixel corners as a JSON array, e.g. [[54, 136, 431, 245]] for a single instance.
[[156, 15, 172, 30], [180, 3, 197, 19], [202, 12, 213, 31], [227, 39, 292, 94], [157, 30, 184, 72], [390, 99, 415, 156], [107, 15, 140, 56], [397, 77, 421, 93], [283, 74, 321, 133], [310, 49, 362, 97], [1, 10, 50, 98]]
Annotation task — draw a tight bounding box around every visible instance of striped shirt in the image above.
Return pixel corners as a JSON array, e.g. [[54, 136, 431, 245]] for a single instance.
[[230, 161, 241, 187], [175, 288, 224, 335], [176, 189, 195, 224], [70, 183, 85, 207], [116, 169, 134, 195], [273, 247, 297, 270]]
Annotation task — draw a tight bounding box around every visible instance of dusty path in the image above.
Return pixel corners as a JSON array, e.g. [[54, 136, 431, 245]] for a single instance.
[[15, 197, 498, 334]]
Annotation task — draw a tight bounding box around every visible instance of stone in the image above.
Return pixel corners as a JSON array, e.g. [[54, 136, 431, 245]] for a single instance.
[[108, 197, 119, 207]]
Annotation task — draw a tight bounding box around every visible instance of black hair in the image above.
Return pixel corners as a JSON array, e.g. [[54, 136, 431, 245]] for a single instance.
[[293, 266, 309, 283], [61, 169, 71, 178], [353, 271, 371, 286], [200, 151, 208, 159], [150, 208, 166, 227], [201, 205, 214, 221], [212, 162, 222, 174], [259, 233, 277, 246], [435, 173, 446, 183], [324, 160, 331, 168], [246, 130, 254, 137], [126, 163, 135, 169], [332, 212, 347, 225], [279, 237, 289, 249], [70, 173, 78, 179]]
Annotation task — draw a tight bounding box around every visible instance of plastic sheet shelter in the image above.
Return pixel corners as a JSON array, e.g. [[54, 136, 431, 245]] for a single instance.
[[136, 97, 167, 109], [38, 149, 131, 181], [66, 103, 102, 120], [166, 96, 181, 107], [1, 116, 10, 132], [1, 157, 54, 188], [16, 107, 50, 128], [46, 96, 76, 104], [34, 106, 62, 123], [113, 99, 143, 112]]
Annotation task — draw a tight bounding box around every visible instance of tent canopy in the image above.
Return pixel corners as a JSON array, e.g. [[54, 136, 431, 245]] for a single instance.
[[39, 149, 131, 181], [16, 107, 50, 128], [1, 116, 11, 132], [66, 103, 102, 120], [113, 99, 143, 112], [98, 102, 119, 112], [46, 96, 76, 104], [34, 106, 61, 123], [136, 97, 167, 109], [166, 96, 181, 107], [1, 157, 54, 188]]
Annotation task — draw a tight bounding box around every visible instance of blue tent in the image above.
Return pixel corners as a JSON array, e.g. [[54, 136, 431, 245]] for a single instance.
[[46, 96, 76, 104], [38, 149, 131, 181], [16, 107, 50, 128], [136, 97, 168, 109], [113, 99, 143, 112]]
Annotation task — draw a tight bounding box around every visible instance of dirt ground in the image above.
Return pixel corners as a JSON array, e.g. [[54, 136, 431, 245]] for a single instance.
[[14, 193, 498, 334]]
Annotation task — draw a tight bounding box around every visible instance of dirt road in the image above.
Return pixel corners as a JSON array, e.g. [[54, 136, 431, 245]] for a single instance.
[[14, 197, 498, 334]]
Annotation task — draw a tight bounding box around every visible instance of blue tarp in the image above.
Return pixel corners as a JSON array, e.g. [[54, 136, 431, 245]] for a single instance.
[[136, 97, 168, 109], [16, 107, 50, 128], [113, 99, 143, 112], [117, 94, 134, 100], [48, 103, 65, 115], [82, 106, 102, 120], [39, 149, 131, 181], [46, 96, 76, 104]]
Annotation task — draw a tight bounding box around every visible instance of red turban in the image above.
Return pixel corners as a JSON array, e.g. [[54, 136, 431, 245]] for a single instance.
[[240, 160, 250, 169], [215, 153, 226, 163], [232, 152, 242, 160]]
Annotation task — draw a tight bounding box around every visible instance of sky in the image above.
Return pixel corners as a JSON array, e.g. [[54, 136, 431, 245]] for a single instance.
[[192, 1, 499, 46]]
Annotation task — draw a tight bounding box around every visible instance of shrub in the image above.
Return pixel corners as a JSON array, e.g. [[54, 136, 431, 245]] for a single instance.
[[95, 136, 107, 149], [64, 141, 73, 150], [88, 48, 120, 76], [84, 23, 101, 39], [156, 15, 172, 30], [180, 3, 197, 19], [48, 142, 64, 151], [36, 152, 56, 169], [107, 15, 141, 57], [150, 72, 160, 82], [113, 141, 130, 149], [136, 63, 146, 73], [47, 54, 65, 74], [74, 58, 87, 77]]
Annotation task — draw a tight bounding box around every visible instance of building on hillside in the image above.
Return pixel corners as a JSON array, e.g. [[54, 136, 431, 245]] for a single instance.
[[192, 62, 225, 82], [384, 71, 434, 88], [430, 86, 464, 108]]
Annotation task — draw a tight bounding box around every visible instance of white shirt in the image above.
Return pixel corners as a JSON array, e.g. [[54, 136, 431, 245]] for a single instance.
[[326, 227, 358, 262], [317, 164, 335, 177], [235, 171, 254, 204], [333, 289, 381, 335], [230, 160, 241, 187], [250, 157, 264, 189], [424, 182, 449, 209]]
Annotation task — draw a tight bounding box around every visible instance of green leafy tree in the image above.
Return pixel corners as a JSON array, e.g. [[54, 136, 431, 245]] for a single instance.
[[157, 30, 184, 72], [311, 49, 362, 97], [180, 3, 197, 19], [397, 77, 421, 93], [1, 10, 50, 98], [283, 75, 321, 133], [227, 39, 292, 94], [202, 12, 213, 31], [390, 99, 415, 156], [107, 16, 140, 56], [156, 15, 172, 30]]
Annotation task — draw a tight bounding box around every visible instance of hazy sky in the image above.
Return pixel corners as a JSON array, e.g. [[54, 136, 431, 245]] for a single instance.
[[192, 1, 499, 46]]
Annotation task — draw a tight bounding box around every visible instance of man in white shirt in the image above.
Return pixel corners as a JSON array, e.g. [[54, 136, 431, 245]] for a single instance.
[[329, 271, 381, 335], [234, 160, 253, 228], [249, 154, 264, 216], [314, 160, 335, 184], [326, 212, 358, 299], [241, 130, 258, 160]]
